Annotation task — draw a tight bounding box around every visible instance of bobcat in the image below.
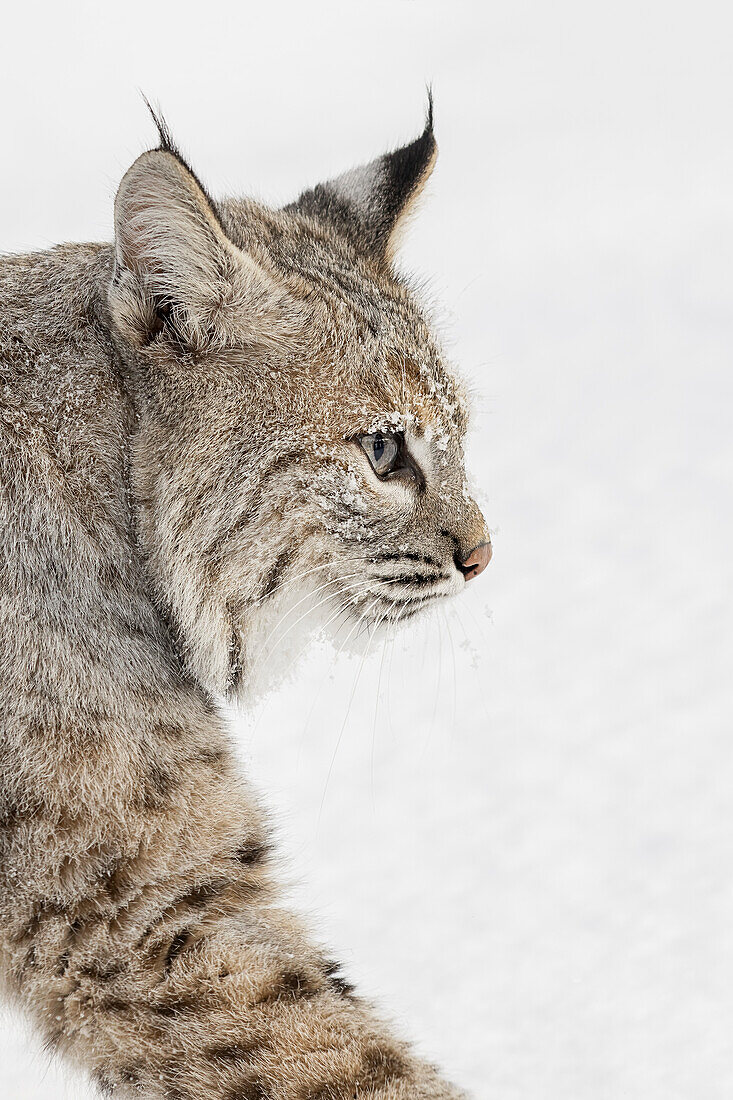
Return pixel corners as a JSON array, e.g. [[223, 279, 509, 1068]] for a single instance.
[[0, 101, 491, 1099]]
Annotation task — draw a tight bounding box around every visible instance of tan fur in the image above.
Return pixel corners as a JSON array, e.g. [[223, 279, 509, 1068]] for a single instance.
[[0, 120, 488, 1099]]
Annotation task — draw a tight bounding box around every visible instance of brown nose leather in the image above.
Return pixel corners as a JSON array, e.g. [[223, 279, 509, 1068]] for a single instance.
[[458, 540, 492, 581]]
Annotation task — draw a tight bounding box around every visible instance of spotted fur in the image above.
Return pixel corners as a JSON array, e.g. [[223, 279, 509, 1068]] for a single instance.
[[0, 103, 489, 1097]]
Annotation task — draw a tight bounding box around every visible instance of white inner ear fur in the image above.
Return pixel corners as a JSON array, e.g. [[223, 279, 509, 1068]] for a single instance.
[[112, 150, 289, 349]]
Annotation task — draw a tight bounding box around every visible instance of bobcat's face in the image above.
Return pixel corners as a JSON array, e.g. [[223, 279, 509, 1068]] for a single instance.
[[110, 107, 490, 696], [269, 311, 488, 630]]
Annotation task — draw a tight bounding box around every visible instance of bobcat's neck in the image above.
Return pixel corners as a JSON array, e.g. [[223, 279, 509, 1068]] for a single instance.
[[0, 243, 213, 824]]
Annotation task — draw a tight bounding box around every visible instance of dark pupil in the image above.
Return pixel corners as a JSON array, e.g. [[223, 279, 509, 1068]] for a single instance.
[[373, 435, 385, 462]]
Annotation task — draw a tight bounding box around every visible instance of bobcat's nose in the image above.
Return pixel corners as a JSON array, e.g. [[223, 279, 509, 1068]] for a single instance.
[[455, 540, 492, 582]]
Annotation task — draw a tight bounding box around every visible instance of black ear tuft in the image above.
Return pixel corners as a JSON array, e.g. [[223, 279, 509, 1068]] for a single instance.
[[286, 93, 438, 266], [140, 93, 179, 156], [376, 90, 435, 242], [137, 95, 230, 241], [425, 84, 434, 132]]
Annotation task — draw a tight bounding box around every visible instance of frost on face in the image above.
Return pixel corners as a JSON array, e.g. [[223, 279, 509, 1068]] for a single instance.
[[307, 448, 373, 543], [422, 418, 452, 456], [364, 409, 415, 436]]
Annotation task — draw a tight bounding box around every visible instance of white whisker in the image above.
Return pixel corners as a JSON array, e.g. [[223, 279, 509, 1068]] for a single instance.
[[441, 605, 459, 741], [317, 594, 383, 821], [258, 553, 372, 604], [249, 572, 365, 678], [296, 591, 382, 759]]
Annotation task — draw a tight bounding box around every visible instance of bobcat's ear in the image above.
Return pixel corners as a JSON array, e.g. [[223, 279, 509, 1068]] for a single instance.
[[110, 145, 280, 351], [287, 96, 437, 266]]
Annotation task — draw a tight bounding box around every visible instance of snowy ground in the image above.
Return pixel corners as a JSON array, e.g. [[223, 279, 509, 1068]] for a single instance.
[[2, 2, 732, 1097]]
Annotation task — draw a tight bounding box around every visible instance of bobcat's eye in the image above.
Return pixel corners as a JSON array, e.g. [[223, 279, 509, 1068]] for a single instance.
[[358, 431, 401, 478]]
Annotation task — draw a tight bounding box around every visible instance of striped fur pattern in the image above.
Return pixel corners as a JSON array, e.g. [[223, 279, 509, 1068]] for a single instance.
[[0, 108, 488, 1098]]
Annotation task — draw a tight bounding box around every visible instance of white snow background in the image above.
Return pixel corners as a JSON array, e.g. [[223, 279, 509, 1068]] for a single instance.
[[1, 1, 732, 1097]]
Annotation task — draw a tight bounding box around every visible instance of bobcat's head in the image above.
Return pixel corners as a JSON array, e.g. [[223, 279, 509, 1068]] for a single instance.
[[108, 103, 491, 699]]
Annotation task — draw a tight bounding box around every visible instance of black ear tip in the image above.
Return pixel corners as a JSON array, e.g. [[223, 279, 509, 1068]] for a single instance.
[[139, 91, 177, 155], [425, 85, 435, 134]]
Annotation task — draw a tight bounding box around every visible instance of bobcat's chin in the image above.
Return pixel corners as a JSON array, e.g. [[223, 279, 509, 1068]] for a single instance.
[[227, 559, 455, 707]]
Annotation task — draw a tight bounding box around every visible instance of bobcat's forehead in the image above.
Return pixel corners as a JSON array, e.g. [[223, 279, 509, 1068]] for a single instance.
[[222, 195, 467, 431], [294, 338, 468, 448]]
